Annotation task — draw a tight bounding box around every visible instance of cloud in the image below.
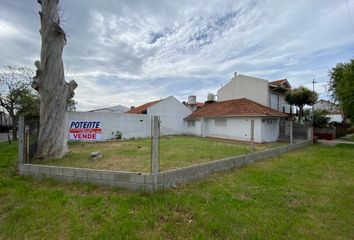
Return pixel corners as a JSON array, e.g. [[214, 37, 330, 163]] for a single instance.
[[0, 0, 353, 110]]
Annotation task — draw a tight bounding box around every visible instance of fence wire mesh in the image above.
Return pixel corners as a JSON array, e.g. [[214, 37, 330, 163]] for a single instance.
[[24, 117, 40, 163], [158, 118, 311, 172], [20, 112, 311, 174]]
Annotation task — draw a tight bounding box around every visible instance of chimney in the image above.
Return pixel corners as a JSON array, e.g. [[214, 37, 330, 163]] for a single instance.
[[130, 106, 135, 110], [234, 72, 238, 77], [205, 93, 216, 105], [187, 95, 196, 105]]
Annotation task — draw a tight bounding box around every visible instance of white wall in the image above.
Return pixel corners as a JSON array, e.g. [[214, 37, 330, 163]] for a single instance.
[[183, 116, 281, 143], [67, 112, 151, 140], [184, 120, 202, 136], [217, 74, 269, 106], [261, 118, 279, 142], [203, 117, 263, 142], [269, 91, 290, 113], [148, 96, 192, 135], [327, 114, 343, 123]]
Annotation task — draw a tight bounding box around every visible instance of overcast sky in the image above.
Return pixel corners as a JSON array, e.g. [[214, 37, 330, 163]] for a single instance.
[[0, 0, 353, 111]]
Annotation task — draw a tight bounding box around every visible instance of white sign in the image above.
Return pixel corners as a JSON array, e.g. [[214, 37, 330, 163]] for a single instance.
[[69, 121, 102, 140]]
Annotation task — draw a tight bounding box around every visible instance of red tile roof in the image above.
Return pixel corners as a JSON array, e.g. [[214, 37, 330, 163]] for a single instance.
[[269, 79, 286, 86], [196, 102, 205, 108], [185, 98, 287, 120], [126, 100, 161, 114], [269, 79, 291, 89]]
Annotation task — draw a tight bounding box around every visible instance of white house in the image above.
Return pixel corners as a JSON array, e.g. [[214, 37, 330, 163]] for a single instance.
[[127, 96, 192, 135], [67, 96, 191, 141], [88, 105, 129, 113], [314, 99, 345, 123], [217, 73, 292, 113], [184, 98, 287, 143]]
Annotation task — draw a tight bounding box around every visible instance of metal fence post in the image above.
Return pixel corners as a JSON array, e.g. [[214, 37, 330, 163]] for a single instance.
[[151, 116, 160, 191], [290, 121, 293, 145], [250, 119, 255, 153], [18, 115, 25, 164]]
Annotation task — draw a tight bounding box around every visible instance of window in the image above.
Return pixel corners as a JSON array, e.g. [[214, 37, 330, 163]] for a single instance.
[[215, 118, 227, 127], [187, 120, 196, 127], [270, 93, 279, 110], [262, 119, 275, 125]]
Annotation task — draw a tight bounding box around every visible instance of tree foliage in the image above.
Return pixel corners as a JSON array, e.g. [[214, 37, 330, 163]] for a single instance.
[[16, 89, 40, 117], [313, 109, 330, 128], [0, 66, 36, 139], [67, 99, 77, 112], [285, 86, 318, 122], [328, 58, 354, 122]]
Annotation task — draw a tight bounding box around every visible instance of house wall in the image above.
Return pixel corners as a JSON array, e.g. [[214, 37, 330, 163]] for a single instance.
[[148, 96, 192, 135], [184, 116, 281, 143], [204, 117, 263, 142], [67, 112, 151, 140], [314, 100, 340, 113], [261, 118, 280, 142], [269, 92, 290, 113], [327, 114, 343, 123], [217, 74, 269, 106], [184, 120, 202, 136]]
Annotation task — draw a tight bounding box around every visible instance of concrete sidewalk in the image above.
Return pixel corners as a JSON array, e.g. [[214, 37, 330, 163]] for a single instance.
[[319, 139, 354, 146], [0, 132, 12, 143]]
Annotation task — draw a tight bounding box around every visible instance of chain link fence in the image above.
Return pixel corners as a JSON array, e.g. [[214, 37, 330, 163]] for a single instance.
[[158, 118, 312, 171], [19, 114, 311, 174], [23, 117, 40, 163], [279, 120, 311, 142]]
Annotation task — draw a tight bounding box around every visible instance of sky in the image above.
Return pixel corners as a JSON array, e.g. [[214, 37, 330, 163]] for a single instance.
[[0, 0, 353, 111]]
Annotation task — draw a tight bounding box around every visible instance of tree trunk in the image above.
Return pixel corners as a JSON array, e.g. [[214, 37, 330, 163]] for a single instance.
[[298, 106, 303, 122], [32, 0, 76, 159], [11, 114, 17, 140]]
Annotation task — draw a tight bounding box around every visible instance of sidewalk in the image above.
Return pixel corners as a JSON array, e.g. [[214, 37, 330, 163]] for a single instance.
[[319, 134, 354, 146]]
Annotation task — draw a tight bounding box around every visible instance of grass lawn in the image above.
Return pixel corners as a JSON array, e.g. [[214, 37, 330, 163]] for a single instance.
[[34, 135, 285, 172], [0, 141, 354, 239]]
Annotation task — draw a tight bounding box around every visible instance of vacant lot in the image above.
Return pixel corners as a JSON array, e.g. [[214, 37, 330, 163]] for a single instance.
[[1, 141, 353, 239], [34, 135, 285, 172]]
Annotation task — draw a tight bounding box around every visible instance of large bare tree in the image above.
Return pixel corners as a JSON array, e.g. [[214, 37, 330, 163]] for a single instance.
[[32, 0, 77, 158]]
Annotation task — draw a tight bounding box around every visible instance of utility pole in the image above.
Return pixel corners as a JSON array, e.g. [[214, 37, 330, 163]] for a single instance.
[[312, 79, 316, 92], [312, 79, 317, 115], [311, 79, 317, 141]]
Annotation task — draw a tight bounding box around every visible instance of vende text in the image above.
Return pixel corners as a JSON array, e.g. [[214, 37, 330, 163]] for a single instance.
[[72, 133, 97, 139]]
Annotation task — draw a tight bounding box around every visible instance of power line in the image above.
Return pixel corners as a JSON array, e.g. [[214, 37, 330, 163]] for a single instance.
[[346, 0, 354, 34]]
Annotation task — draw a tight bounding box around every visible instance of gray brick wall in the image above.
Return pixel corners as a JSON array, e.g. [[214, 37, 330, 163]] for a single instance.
[[18, 141, 312, 191]]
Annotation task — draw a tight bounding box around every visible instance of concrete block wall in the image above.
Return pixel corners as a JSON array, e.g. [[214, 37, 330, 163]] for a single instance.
[[156, 141, 312, 190], [19, 141, 312, 191], [19, 165, 154, 191]]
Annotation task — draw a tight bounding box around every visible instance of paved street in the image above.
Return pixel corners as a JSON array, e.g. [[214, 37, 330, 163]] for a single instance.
[[0, 132, 12, 143]]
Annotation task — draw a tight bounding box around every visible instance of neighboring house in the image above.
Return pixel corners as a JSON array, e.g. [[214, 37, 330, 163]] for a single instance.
[[183, 95, 205, 112], [217, 73, 292, 113], [314, 99, 344, 123], [0, 111, 12, 129], [89, 105, 129, 113], [127, 96, 192, 135], [314, 99, 340, 113], [184, 98, 287, 143]]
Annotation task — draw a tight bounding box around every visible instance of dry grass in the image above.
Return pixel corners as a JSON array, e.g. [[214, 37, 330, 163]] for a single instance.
[[34, 135, 286, 172]]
